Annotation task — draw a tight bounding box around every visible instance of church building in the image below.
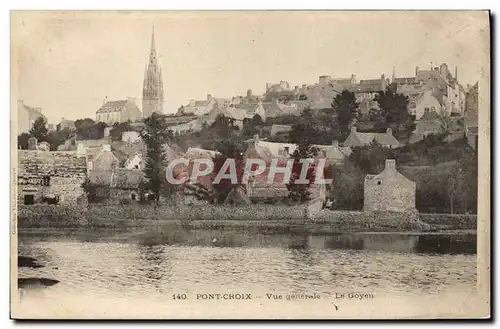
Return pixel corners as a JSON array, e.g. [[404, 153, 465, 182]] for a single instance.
[[142, 27, 164, 117]]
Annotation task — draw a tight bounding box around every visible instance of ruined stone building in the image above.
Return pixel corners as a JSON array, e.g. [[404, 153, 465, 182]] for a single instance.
[[18, 148, 87, 206], [142, 28, 164, 117], [363, 159, 416, 212]]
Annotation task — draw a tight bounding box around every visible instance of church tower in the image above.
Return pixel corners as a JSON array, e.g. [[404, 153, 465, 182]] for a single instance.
[[142, 27, 164, 117]]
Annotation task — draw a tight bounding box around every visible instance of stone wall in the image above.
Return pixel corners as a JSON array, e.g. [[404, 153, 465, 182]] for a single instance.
[[419, 213, 477, 229]]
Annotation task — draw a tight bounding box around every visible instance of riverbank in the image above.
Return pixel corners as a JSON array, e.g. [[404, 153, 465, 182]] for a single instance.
[[17, 204, 477, 233]]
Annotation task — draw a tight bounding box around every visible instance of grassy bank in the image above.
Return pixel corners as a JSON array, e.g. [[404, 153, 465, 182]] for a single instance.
[[17, 204, 477, 234]]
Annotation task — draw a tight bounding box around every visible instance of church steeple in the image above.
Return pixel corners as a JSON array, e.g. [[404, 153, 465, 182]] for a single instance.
[[142, 27, 164, 117], [149, 26, 157, 67]]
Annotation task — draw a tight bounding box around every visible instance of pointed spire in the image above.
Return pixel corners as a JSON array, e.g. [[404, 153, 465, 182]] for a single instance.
[[149, 26, 157, 67], [151, 26, 155, 51]]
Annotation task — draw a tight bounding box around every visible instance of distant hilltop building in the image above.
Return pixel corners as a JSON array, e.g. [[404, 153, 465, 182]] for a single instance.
[[392, 63, 466, 117], [96, 97, 142, 124], [17, 100, 46, 134], [142, 27, 164, 117]]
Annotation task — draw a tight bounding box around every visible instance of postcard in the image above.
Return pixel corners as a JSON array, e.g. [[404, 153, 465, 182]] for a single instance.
[[10, 10, 490, 319]]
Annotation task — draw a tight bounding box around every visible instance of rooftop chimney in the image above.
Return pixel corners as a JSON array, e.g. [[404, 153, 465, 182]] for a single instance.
[[332, 140, 339, 148], [386, 127, 392, 135], [455, 66, 458, 80], [350, 126, 357, 134], [385, 159, 396, 170], [415, 66, 420, 76], [103, 144, 111, 152], [207, 94, 213, 101]]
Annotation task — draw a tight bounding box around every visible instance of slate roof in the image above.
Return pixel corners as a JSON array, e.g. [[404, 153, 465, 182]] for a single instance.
[[96, 100, 128, 113], [18, 151, 87, 180], [345, 130, 401, 148], [111, 168, 145, 189], [393, 77, 416, 85], [349, 80, 385, 93]]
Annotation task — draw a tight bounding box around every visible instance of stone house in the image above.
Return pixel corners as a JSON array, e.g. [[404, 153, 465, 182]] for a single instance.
[[349, 75, 390, 115], [315, 140, 352, 165], [364, 159, 416, 212], [110, 168, 145, 204], [412, 89, 443, 120], [243, 135, 291, 203], [243, 135, 327, 203], [17, 100, 47, 134], [18, 149, 87, 205], [95, 98, 142, 124], [343, 127, 401, 148], [58, 117, 76, 131], [178, 94, 230, 116], [85, 144, 119, 180]]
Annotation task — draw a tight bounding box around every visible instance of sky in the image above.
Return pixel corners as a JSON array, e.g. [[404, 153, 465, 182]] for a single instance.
[[12, 11, 489, 124]]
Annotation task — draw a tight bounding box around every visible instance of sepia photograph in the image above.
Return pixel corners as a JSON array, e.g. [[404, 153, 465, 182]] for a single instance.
[[10, 10, 490, 319]]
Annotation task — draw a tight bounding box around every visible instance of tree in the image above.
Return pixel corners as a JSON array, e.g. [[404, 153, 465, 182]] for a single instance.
[[29, 117, 49, 142], [47, 127, 72, 151], [110, 121, 133, 141], [74, 118, 107, 140], [287, 149, 317, 203], [332, 90, 359, 137], [287, 112, 319, 203], [289, 108, 321, 149], [140, 113, 173, 205], [374, 87, 412, 139], [242, 114, 264, 139], [17, 133, 30, 149], [348, 140, 394, 174]]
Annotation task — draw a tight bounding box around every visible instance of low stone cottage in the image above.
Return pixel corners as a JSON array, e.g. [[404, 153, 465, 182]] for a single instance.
[[110, 168, 145, 204], [18, 149, 87, 205], [363, 159, 416, 212], [343, 127, 401, 148]]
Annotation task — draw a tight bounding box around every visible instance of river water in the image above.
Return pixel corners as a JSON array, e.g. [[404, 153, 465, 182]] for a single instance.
[[15, 228, 479, 319]]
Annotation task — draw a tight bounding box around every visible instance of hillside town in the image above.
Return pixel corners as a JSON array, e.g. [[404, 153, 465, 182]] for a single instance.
[[17, 29, 479, 216]]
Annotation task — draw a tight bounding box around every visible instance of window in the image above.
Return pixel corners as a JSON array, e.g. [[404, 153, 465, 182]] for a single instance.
[[424, 107, 430, 114], [131, 193, 136, 201], [23, 195, 34, 205], [42, 175, 51, 186], [377, 181, 381, 185], [134, 165, 139, 169]]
